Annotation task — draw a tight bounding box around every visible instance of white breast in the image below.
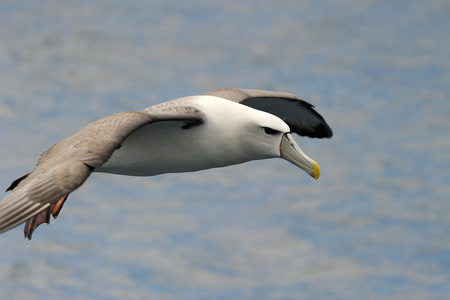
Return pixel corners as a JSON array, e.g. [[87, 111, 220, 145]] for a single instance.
[[96, 97, 278, 176]]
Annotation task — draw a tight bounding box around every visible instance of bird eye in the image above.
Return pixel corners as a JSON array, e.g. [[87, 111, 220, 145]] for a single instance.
[[262, 127, 280, 135]]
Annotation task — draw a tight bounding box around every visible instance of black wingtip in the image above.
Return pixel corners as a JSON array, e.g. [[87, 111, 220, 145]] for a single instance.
[[293, 101, 333, 139], [236, 94, 333, 140], [318, 123, 333, 139], [292, 121, 333, 139], [5, 173, 31, 192]]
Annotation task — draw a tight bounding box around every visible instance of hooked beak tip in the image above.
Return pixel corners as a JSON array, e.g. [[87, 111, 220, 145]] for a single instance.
[[279, 133, 321, 181], [311, 161, 321, 181]]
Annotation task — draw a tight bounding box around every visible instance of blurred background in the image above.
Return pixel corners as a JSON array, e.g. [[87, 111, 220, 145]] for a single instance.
[[0, 0, 449, 299]]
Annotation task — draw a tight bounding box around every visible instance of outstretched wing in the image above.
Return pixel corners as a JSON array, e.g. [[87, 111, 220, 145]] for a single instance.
[[206, 88, 333, 138], [0, 108, 204, 238]]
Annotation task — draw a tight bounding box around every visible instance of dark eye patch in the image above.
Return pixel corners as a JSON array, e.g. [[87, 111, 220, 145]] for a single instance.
[[182, 121, 203, 129], [262, 127, 280, 135]]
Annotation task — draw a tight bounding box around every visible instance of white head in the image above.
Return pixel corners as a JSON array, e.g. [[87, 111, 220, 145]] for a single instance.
[[197, 96, 321, 180]]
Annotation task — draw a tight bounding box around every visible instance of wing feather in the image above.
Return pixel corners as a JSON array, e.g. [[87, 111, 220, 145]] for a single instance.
[[0, 111, 154, 235], [206, 88, 333, 138], [1, 106, 204, 236]]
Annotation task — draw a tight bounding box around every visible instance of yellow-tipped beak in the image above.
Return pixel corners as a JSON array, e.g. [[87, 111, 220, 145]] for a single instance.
[[279, 133, 321, 180]]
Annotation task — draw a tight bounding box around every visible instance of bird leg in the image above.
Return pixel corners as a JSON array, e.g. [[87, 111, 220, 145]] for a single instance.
[[24, 195, 69, 240], [50, 194, 68, 219]]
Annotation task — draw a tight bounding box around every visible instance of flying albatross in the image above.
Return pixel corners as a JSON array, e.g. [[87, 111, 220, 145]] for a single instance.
[[0, 88, 332, 239]]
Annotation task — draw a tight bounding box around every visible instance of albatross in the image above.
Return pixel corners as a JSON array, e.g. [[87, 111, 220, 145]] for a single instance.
[[0, 88, 332, 239]]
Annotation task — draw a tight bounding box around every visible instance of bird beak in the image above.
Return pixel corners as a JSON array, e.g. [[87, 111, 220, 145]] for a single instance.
[[279, 133, 321, 180]]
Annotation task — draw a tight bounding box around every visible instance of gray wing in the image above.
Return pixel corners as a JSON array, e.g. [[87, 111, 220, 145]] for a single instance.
[[206, 88, 333, 138], [0, 107, 203, 238]]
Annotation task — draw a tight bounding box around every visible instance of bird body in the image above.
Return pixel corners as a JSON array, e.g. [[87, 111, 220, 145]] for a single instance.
[[98, 95, 290, 176], [0, 88, 332, 239]]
